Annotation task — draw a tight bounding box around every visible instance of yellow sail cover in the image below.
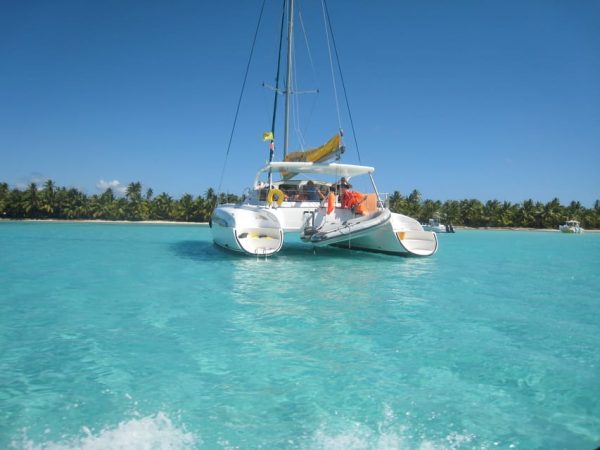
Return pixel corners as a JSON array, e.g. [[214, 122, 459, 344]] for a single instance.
[[280, 134, 343, 179], [284, 134, 341, 163]]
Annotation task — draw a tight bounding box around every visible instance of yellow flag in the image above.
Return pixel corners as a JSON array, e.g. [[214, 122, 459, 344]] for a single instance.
[[263, 131, 274, 141]]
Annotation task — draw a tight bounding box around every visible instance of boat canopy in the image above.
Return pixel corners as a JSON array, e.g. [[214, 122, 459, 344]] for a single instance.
[[255, 162, 375, 185]]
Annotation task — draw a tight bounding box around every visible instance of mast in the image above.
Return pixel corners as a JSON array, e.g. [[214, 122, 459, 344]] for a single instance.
[[283, 0, 294, 158]]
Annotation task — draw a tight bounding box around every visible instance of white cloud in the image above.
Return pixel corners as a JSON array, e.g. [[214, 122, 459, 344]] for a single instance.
[[96, 179, 127, 195]]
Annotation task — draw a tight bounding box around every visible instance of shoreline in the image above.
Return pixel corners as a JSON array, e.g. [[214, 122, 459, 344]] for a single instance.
[[1, 218, 598, 232], [454, 226, 600, 233], [0, 218, 209, 226]]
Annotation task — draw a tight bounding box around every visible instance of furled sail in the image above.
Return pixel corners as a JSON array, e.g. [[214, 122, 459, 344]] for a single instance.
[[280, 134, 344, 179]]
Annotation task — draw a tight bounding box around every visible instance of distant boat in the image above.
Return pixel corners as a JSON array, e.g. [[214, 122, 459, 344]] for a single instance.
[[559, 220, 584, 234], [422, 218, 454, 233]]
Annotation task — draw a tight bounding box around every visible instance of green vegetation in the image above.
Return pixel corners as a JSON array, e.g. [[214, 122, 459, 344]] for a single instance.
[[0, 181, 239, 223], [1, 181, 599, 229], [388, 189, 600, 229]]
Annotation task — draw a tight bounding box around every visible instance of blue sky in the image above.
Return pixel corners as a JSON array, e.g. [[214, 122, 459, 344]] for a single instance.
[[1, 0, 599, 205]]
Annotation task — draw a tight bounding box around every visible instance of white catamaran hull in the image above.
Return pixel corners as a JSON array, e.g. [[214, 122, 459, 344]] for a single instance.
[[211, 205, 283, 256], [211, 199, 438, 257], [324, 212, 438, 256]]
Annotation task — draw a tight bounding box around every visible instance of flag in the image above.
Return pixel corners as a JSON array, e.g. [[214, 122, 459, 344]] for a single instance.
[[263, 131, 274, 141]]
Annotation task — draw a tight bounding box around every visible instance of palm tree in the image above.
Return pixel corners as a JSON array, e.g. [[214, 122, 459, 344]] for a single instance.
[[62, 188, 88, 219], [176, 193, 194, 222], [541, 198, 562, 229], [498, 201, 516, 227], [441, 200, 461, 225], [22, 182, 40, 218], [203, 188, 218, 219], [419, 199, 441, 223], [483, 200, 501, 227], [566, 200, 584, 222], [517, 199, 541, 228], [39, 179, 57, 218], [405, 189, 421, 217], [125, 182, 144, 220], [461, 199, 484, 227], [151, 192, 173, 220], [388, 191, 406, 213], [125, 182, 142, 201]]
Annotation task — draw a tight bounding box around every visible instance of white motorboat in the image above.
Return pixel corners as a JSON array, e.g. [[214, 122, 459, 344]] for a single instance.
[[210, 0, 438, 257], [559, 220, 584, 234], [422, 218, 454, 233]]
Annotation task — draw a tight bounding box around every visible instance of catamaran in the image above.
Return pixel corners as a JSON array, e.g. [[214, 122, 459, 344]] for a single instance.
[[210, 0, 438, 257]]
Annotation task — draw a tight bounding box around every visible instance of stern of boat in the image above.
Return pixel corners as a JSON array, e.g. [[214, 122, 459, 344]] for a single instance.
[[391, 213, 438, 256], [211, 205, 284, 256]]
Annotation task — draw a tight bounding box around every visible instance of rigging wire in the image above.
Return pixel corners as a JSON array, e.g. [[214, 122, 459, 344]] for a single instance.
[[322, 0, 362, 164], [298, 8, 319, 89], [295, 5, 320, 151], [291, 36, 311, 151], [217, 0, 268, 198], [320, 0, 342, 135]]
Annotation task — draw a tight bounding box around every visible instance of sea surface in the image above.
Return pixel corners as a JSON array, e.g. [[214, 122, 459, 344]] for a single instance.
[[1, 222, 599, 450]]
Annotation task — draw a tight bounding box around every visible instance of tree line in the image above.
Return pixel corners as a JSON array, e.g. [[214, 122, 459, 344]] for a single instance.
[[0, 180, 239, 223], [388, 189, 600, 229], [1, 181, 599, 229]]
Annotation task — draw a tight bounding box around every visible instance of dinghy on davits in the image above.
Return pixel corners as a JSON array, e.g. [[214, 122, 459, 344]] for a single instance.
[[303, 209, 391, 246], [318, 209, 438, 256]]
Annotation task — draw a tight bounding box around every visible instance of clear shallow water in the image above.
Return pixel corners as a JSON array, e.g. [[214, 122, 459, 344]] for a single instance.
[[1, 222, 599, 450]]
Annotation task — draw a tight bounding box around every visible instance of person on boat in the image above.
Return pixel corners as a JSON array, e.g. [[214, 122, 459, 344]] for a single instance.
[[340, 182, 367, 214], [328, 184, 337, 201], [304, 180, 325, 202], [337, 177, 349, 192]]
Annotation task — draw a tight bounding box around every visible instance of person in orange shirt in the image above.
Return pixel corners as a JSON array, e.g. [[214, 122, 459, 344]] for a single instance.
[[340, 180, 369, 214]]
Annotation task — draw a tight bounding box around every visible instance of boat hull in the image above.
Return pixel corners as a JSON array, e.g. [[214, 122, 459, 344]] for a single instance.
[[301, 208, 437, 256], [559, 226, 583, 234], [211, 200, 438, 257], [306, 209, 392, 246], [329, 212, 438, 256], [211, 205, 283, 256]]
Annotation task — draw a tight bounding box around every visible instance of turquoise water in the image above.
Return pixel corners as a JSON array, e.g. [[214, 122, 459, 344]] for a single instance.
[[1, 222, 599, 449]]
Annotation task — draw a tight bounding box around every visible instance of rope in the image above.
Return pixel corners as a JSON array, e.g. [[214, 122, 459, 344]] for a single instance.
[[320, 0, 342, 133], [322, 0, 362, 164], [298, 9, 318, 89], [217, 0, 268, 198]]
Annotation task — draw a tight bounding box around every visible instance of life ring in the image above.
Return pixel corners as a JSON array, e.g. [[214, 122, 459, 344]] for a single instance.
[[327, 192, 335, 214], [267, 188, 285, 206]]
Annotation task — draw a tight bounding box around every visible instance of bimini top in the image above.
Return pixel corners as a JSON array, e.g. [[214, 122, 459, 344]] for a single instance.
[[256, 161, 375, 179]]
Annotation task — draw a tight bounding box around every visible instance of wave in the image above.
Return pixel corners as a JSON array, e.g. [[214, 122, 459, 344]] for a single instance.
[[14, 412, 198, 450]]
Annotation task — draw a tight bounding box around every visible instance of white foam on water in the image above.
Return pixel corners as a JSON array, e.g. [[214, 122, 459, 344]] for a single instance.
[[309, 405, 477, 450], [311, 426, 477, 450], [14, 412, 198, 450]]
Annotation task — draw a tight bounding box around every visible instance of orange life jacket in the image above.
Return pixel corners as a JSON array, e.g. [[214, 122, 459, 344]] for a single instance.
[[342, 191, 365, 211], [327, 192, 335, 214]]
